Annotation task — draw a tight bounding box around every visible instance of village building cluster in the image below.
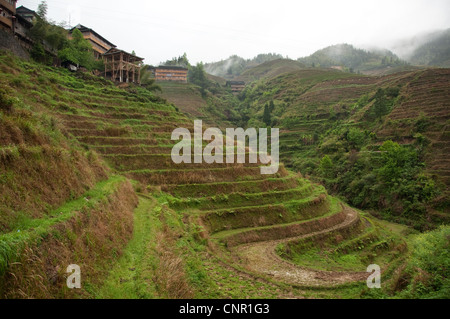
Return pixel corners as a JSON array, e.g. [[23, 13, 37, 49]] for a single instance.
[[1, 1, 147, 83], [0, 0, 244, 89]]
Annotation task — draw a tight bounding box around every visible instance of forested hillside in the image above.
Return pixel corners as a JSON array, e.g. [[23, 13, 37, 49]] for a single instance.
[[233, 65, 449, 230], [408, 29, 450, 67], [297, 44, 410, 74], [204, 53, 284, 79]]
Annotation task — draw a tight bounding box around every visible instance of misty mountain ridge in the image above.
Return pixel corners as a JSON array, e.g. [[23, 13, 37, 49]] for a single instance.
[[308, 29, 450, 69], [204, 30, 450, 79], [297, 43, 407, 74], [237, 59, 305, 82], [204, 53, 284, 79], [389, 29, 449, 58], [407, 29, 450, 67], [206, 45, 409, 78]]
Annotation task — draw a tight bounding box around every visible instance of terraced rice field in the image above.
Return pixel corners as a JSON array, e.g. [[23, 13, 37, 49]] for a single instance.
[[0, 53, 418, 298], [380, 69, 450, 188], [265, 68, 450, 197], [49, 78, 407, 295]]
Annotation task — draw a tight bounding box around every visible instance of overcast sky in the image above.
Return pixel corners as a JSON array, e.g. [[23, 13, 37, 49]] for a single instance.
[[18, 0, 450, 65]]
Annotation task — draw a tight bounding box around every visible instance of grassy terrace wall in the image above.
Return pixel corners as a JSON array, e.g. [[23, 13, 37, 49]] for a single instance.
[[0, 52, 144, 297], [0, 176, 138, 298], [0, 51, 424, 298], [200, 189, 328, 234], [278, 213, 408, 273], [217, 197, 344, 247]]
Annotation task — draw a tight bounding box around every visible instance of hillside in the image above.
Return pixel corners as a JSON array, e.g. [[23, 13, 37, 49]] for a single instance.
[[162, 59, 307, 127], [298, 44, 410, 75], [236, 59, 305, 82], [1, 51, 429, 299], [156, 81, 242, 129], [0, 52, 139, 298], [408, 29, 450, 67], [204, 53, 284, 79], [237, 66, 450, 229], [154, 62, 449, 298]]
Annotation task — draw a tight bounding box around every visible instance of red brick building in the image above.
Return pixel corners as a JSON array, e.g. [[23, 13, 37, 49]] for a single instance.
[[154, 66, 188, 83]]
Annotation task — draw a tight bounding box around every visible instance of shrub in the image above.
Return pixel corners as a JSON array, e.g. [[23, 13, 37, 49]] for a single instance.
[[346, 127, 366, 150], [401, 226, 450, 298], [0, 90, 14, 113]]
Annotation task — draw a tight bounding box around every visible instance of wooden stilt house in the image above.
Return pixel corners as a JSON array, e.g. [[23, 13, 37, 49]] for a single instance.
[[103, 48, 144, 84]]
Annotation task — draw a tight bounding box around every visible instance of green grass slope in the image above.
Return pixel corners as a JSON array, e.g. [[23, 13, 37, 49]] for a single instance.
[[0, 51, 139, 298], [157, 81, 241, 129], [0, 50, 432, 299]]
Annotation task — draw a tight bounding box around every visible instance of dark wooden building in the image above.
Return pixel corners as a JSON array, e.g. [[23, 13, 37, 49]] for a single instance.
[[14, 6, 35, 50], [15, 5, 36, 23], [103, 48, 144, 84], [0, 0, 17, 32], [70, 24, 116, 59], [154, 66, 188, 83]]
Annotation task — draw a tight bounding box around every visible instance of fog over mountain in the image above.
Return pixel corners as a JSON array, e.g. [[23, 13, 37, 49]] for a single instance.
[[18, 0, 450, 65], [387, 29, 450, 60]]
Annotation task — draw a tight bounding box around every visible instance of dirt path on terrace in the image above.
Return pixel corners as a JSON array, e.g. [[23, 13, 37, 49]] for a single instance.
[[231, 206, 370, 287]]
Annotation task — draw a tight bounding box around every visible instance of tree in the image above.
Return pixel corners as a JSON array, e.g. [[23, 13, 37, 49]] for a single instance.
[[28, 1, 49, 46], [28, 1, 68, 63], [164, 53, 190, 68], [140, 65, 161, 92], [188, 63, 209, 97], [37, 1, 48, 21], [319, 155, 334, 178], [269, 100, 275, 113], [378, 140, 418, 184], [58, 28, 96, 69], [30, 42, 50, 64], [45, 23, 69, 51], [373, 88, 390, 119], [346, 127, 366, 150], [263, 103, 272, 126], [178, 53, 190, 68]]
